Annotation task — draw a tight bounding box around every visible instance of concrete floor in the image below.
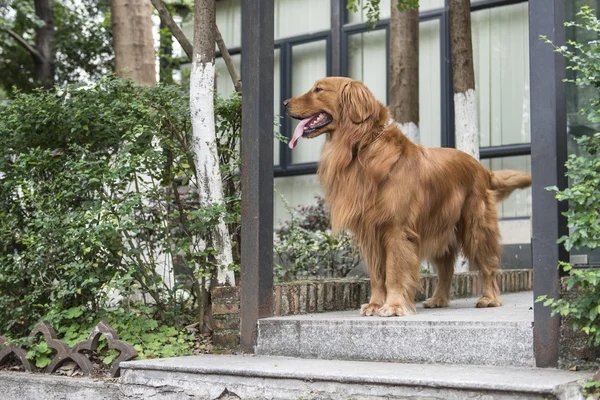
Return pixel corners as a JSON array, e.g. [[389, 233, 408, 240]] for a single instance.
[[266, 291, 535, 323]]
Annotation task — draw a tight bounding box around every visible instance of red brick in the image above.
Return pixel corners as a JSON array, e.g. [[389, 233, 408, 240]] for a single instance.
[[213, 316, 240, 330], [280, 286, 290, 315], [316, 282, 325, 312], [299, 284, 308, 314], [290, 286, 299, 314], [308, 284, 317, 313], [213, 332, 240, 348], [274, 285, 282, 316], [212, 303, 239, 315], [211, 285, 239, 300]]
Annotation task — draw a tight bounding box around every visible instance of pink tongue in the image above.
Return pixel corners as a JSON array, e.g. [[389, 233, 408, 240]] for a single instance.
[[289, 117, 313, 149]]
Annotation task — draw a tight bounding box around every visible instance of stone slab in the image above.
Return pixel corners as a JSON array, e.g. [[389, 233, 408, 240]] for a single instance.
[[0, 372, 120, 400], [257, 291, 535, 367], [120, 354, 590, 400]]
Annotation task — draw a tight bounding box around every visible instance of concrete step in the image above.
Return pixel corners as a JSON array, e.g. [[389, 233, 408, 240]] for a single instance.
[[257, 291, 535, 367], [119, 354, 589, 400]]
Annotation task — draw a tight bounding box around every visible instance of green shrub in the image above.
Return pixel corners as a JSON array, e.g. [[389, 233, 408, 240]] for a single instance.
[[0, 76, 240, 360], [274, 195, 362, 282]]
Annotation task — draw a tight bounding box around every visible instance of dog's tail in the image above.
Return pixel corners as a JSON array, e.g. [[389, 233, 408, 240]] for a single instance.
[[490, 170, 532, 203]]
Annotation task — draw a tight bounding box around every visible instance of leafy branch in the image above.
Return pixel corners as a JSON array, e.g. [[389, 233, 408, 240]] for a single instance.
[[346, 0, 419, 27]]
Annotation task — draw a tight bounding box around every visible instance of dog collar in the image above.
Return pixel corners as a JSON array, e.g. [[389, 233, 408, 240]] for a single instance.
[[352, 118, 395, 158]]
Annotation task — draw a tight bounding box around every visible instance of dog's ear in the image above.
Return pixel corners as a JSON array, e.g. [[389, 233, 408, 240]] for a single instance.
[[341, 81, 379, 124]]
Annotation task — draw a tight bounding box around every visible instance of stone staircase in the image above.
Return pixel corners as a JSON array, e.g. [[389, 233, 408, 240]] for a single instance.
[[119, 291, 591, 399], [256, 291, 535, 367]]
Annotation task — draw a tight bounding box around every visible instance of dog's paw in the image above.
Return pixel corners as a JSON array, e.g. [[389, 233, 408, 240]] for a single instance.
[[423, 297, 449, 308], [377, 304, 415, 317], [476, 296, 503, 308], [360, 303, 381, 316]]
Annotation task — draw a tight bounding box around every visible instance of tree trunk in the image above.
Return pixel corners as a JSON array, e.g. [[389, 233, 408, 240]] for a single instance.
[[449, 0, 478, 274], [449, 0, 479, 160], [111, 0, 156, 85], [34, 0, 55, 88], [389, 4, 419, 143], [191, 0, 235, 286]]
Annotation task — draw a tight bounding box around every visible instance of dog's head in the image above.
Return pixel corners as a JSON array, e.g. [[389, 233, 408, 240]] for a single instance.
[[284, 77, 381, 149]]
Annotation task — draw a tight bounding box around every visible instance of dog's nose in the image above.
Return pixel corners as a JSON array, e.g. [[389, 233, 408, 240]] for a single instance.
[[283, 99, 290, 108]]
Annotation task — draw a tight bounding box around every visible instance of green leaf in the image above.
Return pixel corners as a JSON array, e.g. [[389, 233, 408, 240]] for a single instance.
[[65, 306, 83, 319], [35, 356, 51, 369], [103, 354, 115, 365]]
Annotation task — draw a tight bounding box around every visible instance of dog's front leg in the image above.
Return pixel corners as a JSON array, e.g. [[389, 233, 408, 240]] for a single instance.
[[360, 241, 386, 316], [378, 228, 420, 317]]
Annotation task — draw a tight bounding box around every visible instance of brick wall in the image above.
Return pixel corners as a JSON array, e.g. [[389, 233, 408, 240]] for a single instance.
[[211, 286, 240, 348], [211, 269, 533, 349]]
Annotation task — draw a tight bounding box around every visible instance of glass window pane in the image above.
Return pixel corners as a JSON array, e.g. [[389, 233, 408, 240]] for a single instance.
[[472, 3, 530, 147], [275, 0, 330, 40], [566, 0, 600, 154], [565, 1, 600, 263], [347, 29, 387, 103], [215, 54, 241, 97], [216, 0, 241, 48], [419, 19, 441, 148], [481, 156, 532, 218], [274, 176, 324, 227], [290, 40, 328, 164], [419, 0, 444, 12]]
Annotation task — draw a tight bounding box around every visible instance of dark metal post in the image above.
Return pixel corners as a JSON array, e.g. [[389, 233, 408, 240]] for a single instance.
[[240, 0, 274, 353], [331, 0, 344, 76], [440, 0, 455, 148], [529, 0, 568, 368]]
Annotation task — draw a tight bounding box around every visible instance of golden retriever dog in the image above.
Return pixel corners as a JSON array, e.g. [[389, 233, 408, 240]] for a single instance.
[[283, 77, 532, 317]]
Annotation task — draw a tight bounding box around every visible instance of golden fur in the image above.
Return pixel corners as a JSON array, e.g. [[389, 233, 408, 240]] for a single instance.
[[284, 77, 532, 317]]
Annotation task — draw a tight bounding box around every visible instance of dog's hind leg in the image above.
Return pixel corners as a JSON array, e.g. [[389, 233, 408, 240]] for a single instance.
[[378, 227, 420, 317], [462, 191, 503, 308], [424, 247, 458, 308]]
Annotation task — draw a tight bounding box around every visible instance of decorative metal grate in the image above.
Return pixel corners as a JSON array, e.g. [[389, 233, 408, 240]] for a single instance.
[[0, 321, 137, 377]]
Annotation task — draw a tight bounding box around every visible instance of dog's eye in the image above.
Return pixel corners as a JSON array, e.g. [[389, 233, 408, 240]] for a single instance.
[[314, 87, 323, 93]]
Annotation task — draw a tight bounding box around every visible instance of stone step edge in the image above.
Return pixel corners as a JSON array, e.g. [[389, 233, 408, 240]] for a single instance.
[[119, 354, 588, 395], [210, 269, 533, 348], [258, 318, 531, 327]]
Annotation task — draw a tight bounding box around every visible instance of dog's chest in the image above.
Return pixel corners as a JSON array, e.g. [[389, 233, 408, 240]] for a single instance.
[[319, 159, 380, 230]]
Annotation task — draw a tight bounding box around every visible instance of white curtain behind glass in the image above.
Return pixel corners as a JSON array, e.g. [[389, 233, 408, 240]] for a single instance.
[[275, 0, 330, 39]]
